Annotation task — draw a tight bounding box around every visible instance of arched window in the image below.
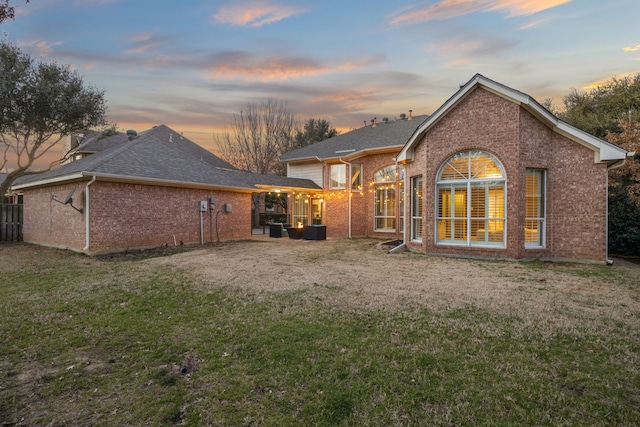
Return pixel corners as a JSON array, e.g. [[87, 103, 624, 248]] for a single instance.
[[373, 165, 404, 232], [436, 150, 506, 246]]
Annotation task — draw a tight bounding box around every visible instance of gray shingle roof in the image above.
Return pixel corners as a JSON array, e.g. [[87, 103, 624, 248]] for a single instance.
[[69, 131, 131, 155], [279, 115, 428, 162], [13, 125, 320, 191]]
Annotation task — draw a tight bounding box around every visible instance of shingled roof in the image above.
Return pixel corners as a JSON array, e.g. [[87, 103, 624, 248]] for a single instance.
[[12, 125, 320, 192], [279, 115, 428, 163]]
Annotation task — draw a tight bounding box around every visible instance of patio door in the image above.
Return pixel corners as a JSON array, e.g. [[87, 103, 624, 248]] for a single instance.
[[311, 197, 323, 225]]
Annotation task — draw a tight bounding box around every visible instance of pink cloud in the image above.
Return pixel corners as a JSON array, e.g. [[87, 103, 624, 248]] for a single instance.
[[125, 33, 165, 55], [388, 0, 571, 26], [20, 39, 63, 56], [213, 1, 305, 27], [207, 52, 384, 82]]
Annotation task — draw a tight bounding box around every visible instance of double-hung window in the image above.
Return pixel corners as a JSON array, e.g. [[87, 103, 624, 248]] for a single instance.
[[330, 164, 346, 189]]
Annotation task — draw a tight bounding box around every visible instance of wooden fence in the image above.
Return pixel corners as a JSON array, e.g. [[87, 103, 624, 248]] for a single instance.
[[0, 204, 23, 242]]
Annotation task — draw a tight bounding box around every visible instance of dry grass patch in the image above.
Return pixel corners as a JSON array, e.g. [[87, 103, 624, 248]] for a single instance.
[[1, 239, 639, 426]]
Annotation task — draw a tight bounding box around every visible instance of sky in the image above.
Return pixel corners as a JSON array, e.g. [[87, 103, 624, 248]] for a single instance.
[[2, 0, 640, 166]]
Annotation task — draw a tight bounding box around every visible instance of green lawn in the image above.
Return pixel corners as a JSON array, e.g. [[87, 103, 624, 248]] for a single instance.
[[1, 243, 639, 426]]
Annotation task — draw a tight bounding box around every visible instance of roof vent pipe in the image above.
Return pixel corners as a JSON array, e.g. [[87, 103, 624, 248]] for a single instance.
[[408, 110, 413, 120], [373, 117, 377, 127]]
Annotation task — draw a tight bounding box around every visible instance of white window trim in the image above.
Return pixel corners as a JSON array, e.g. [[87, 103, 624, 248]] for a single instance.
[[329, 164, 346, 190], [373, 185, 396, 233], [434, 151, 507, 248], [525, 169, 546, 249], [411, 175, 423, 242]]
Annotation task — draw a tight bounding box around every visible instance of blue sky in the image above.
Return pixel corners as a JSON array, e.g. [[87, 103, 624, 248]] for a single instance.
[[3, 0, 640, 155]]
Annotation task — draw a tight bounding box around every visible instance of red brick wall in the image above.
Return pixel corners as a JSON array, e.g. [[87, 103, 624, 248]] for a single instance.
[[404, 87, 609, 262], [23, 182, 87, 250], [89, 182, 251, 253], [23, 180, 252, 254], [323, 153, 404, 239]]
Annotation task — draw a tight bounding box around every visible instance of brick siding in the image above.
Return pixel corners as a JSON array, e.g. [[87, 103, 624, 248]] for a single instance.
[[322, 153, 405, 239], [403, 87, 609, 262], [23, 180, 251, 254]]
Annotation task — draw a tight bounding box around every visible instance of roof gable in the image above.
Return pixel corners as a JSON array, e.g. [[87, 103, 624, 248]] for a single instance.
[[396, 74, 630, 164]]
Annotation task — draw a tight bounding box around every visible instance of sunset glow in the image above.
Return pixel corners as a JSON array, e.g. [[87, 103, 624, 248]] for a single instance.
[[1, 0, 636, 170]]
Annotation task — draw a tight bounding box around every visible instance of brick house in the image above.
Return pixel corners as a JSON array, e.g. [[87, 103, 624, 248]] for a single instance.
[[11, 125, 319, 254], [281, 74, 632, 263]]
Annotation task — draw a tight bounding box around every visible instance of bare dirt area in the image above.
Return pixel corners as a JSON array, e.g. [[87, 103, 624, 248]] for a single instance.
[[145, 237, 640, 337]]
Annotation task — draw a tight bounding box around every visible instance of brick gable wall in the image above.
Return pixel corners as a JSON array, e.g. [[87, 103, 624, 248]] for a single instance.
[[404, 87, 609, 262]]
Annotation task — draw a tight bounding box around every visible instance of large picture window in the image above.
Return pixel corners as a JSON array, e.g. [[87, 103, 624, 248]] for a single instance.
[[525, 169, 545, 247], [436, 151, 506, 246], [411, 176, 423, 241]]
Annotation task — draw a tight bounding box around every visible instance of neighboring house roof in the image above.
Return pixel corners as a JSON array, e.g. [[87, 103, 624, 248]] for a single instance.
[[397, 74, 631, 164], [68, 130, 131, 156], [11, 125, 320, 192], [69, 126, 237, 170], [279, 115, 428, 163]]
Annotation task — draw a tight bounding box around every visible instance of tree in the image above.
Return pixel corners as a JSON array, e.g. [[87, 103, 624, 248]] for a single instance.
[[605, 121, 640, 255], [0, 0, 29, 24], [215, 98, 297, 176], [559, 73, 640, 138], [215, 99, 298, 226], [291, 118, 339, 151], [0, 39, 108, 197]]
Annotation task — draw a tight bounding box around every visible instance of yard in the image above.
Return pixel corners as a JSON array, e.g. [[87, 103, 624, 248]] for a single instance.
[[1, 238, 639, 426]]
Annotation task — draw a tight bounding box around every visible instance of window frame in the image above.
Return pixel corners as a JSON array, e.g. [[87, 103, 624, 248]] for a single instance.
[[372, 165, 403, 233], [411, 175, 423, 242], [525, 169, 546, 248], [351, 164, 362, 192], [374, 184, 396, 232], [329, 164, 346, 190], [435, 151, 506, 247]]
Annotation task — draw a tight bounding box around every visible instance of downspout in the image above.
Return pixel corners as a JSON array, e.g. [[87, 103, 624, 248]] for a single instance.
[[401, 158, 407, 246], [605, 157, 629, 265], [390, 158, 407, 253], [83, 175, 96, 251], [339, 158, 352, 238]]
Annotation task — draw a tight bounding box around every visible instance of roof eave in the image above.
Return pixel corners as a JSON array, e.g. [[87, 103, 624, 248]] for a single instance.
[[85, 172, 258, 193], [254, 184, 322, 192], [9, 173, 86, 191], [279, 155, 322, 164], [12, 171, 259, 194]]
